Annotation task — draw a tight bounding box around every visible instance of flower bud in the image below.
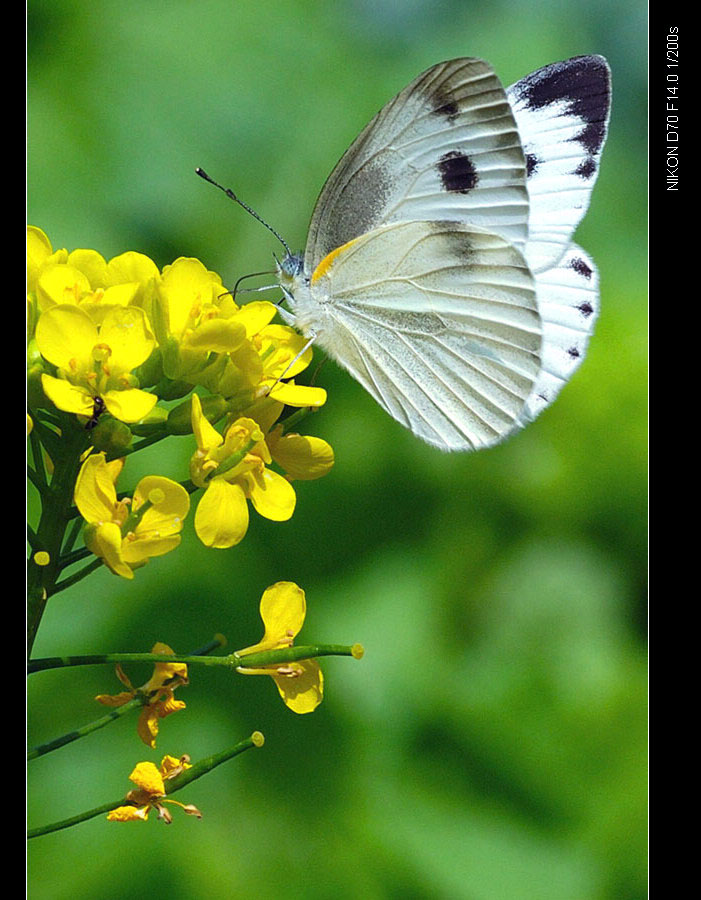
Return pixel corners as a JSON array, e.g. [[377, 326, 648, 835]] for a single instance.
[[130, 405, 168, 437], [90, 415, 133, 455]]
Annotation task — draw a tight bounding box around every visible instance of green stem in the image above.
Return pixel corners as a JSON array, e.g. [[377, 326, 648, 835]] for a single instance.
[[27, 732, 263, 839], [52, 558, 104, 594], [27, 698, 142, 760], [27, 643, 361, 675], [61, 517, 85, 556], [58, 546, 92, 570], [27, 420, 91, 653]]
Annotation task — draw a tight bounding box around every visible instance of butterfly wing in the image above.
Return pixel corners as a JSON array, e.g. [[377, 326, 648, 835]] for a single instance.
[[304, 58, 530, 274], [506, 55, 612, 273], [306, 220, 541, 451], [515, 244, 600, 427]]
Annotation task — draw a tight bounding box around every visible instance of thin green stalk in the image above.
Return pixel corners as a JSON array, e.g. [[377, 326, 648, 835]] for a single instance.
[[29, 424, 48, 485], [52, 557, 104, 594], [58, 546, 91, 569], [27, 697, 142, 760], [61, 517, 85, 556], [27, 643, 362, 675]]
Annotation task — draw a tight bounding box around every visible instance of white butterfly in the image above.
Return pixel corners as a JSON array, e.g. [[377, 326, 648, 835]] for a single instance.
[[270, 56, 610, 451]]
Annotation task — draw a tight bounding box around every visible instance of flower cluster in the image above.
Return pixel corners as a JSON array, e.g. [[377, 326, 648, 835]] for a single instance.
[[28, 227, 335, 573], [107, 754, 201, 824], [95, 642, 189, 747]]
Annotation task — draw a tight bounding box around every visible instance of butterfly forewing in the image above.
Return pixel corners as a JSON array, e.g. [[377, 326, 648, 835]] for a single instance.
[[307, 221, 541, 451], [305, 58, 530, 273], [506, 55, 612, 273]]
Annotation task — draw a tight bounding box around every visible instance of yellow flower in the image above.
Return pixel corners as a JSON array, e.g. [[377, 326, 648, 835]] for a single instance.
[[253, 324, 327, 408], [27, 226, 67, 295], [96, 642, 189, 748], [75, 452, 190, 579], [32, 235, 160, 325], [211, 319, 327, 410], [107, 754, 201, 823], [189, 393, 295, 548], [35, 303, 158, 423], [152, 257, 253, 380], [242, 395, 335, 482], [236, 582, 323, 714]]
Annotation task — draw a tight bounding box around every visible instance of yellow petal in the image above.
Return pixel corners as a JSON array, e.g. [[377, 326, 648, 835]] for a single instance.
[[102, 388, 158, 423], [246, 467, 296, 521], [194, 479, 249, 548], [129, 761, 165, 796], [27, 226, 53, 291], [158, 257, 222, 337], [268, 381, 327, 408], [36, 263, 91, 310], [137, 707, 160, 749], [95, 691, 135, 707], [35, 303, 97, 370], [258, 325, 313, 379], [269, 432, 334, 480], [273, 659, 324, 714], [107, 805, 149, 822], [132, 476, 190, 534], [121, 534, 181, 564], [84, 521, 133, 579], [40, 375, 94, 416], [239, 397, 284, 435], [74, 452, 119, 522], [234, 300, 278, 337], [184, 317, 247, 353], [104, 251, 159, 289], [191, 392, 223, 452], [98, 305, 156, 373], [259, 581, 306, 645], [67, 248, 108, 288]]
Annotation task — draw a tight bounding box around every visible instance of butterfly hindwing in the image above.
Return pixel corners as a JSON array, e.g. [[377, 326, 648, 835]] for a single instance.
[[305, 58, 530, 274], [307, 220, 541, 451], [506, 55, 612, 273], [515, 243, 600, 426]]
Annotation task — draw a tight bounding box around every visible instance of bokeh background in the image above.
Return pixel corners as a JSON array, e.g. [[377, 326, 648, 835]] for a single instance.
[[27, 0, 647, 898]]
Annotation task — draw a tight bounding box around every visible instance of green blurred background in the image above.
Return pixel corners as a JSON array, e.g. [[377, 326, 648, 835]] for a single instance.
[[27, 0, 647, 897]]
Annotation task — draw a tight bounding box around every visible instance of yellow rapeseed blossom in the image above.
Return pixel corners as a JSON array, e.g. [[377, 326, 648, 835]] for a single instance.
[[236, 582, 323, 714], [36, 303, 158, 423], [152, 256, 255, 381], [96, 642, 188, 748], [189, 393, 295, 548], [75, 452, 190, 578], [241, 395, 335, 482], [107, 754, 201, 824]]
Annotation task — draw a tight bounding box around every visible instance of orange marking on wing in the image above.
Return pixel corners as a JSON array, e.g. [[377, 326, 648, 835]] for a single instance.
[[311, 237, 361, 284]]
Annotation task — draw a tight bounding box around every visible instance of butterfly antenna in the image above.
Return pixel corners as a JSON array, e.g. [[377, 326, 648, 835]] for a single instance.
[[196, 167, 292, 258], [228, 269, 276, 303]]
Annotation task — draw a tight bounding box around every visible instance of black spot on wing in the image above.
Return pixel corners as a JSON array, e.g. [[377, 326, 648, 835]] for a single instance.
[[525, 153, 540, 178], [437, 151, 478, 193], [575, 157, 596, 179], [570, 256, 593, 279], [567, 346, 581, 359], [515, 56, 611, 155], [576, 301, 594, 318]]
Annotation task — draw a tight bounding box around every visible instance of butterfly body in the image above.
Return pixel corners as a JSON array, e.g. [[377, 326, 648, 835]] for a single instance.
[[273, 55, 611, 451]]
